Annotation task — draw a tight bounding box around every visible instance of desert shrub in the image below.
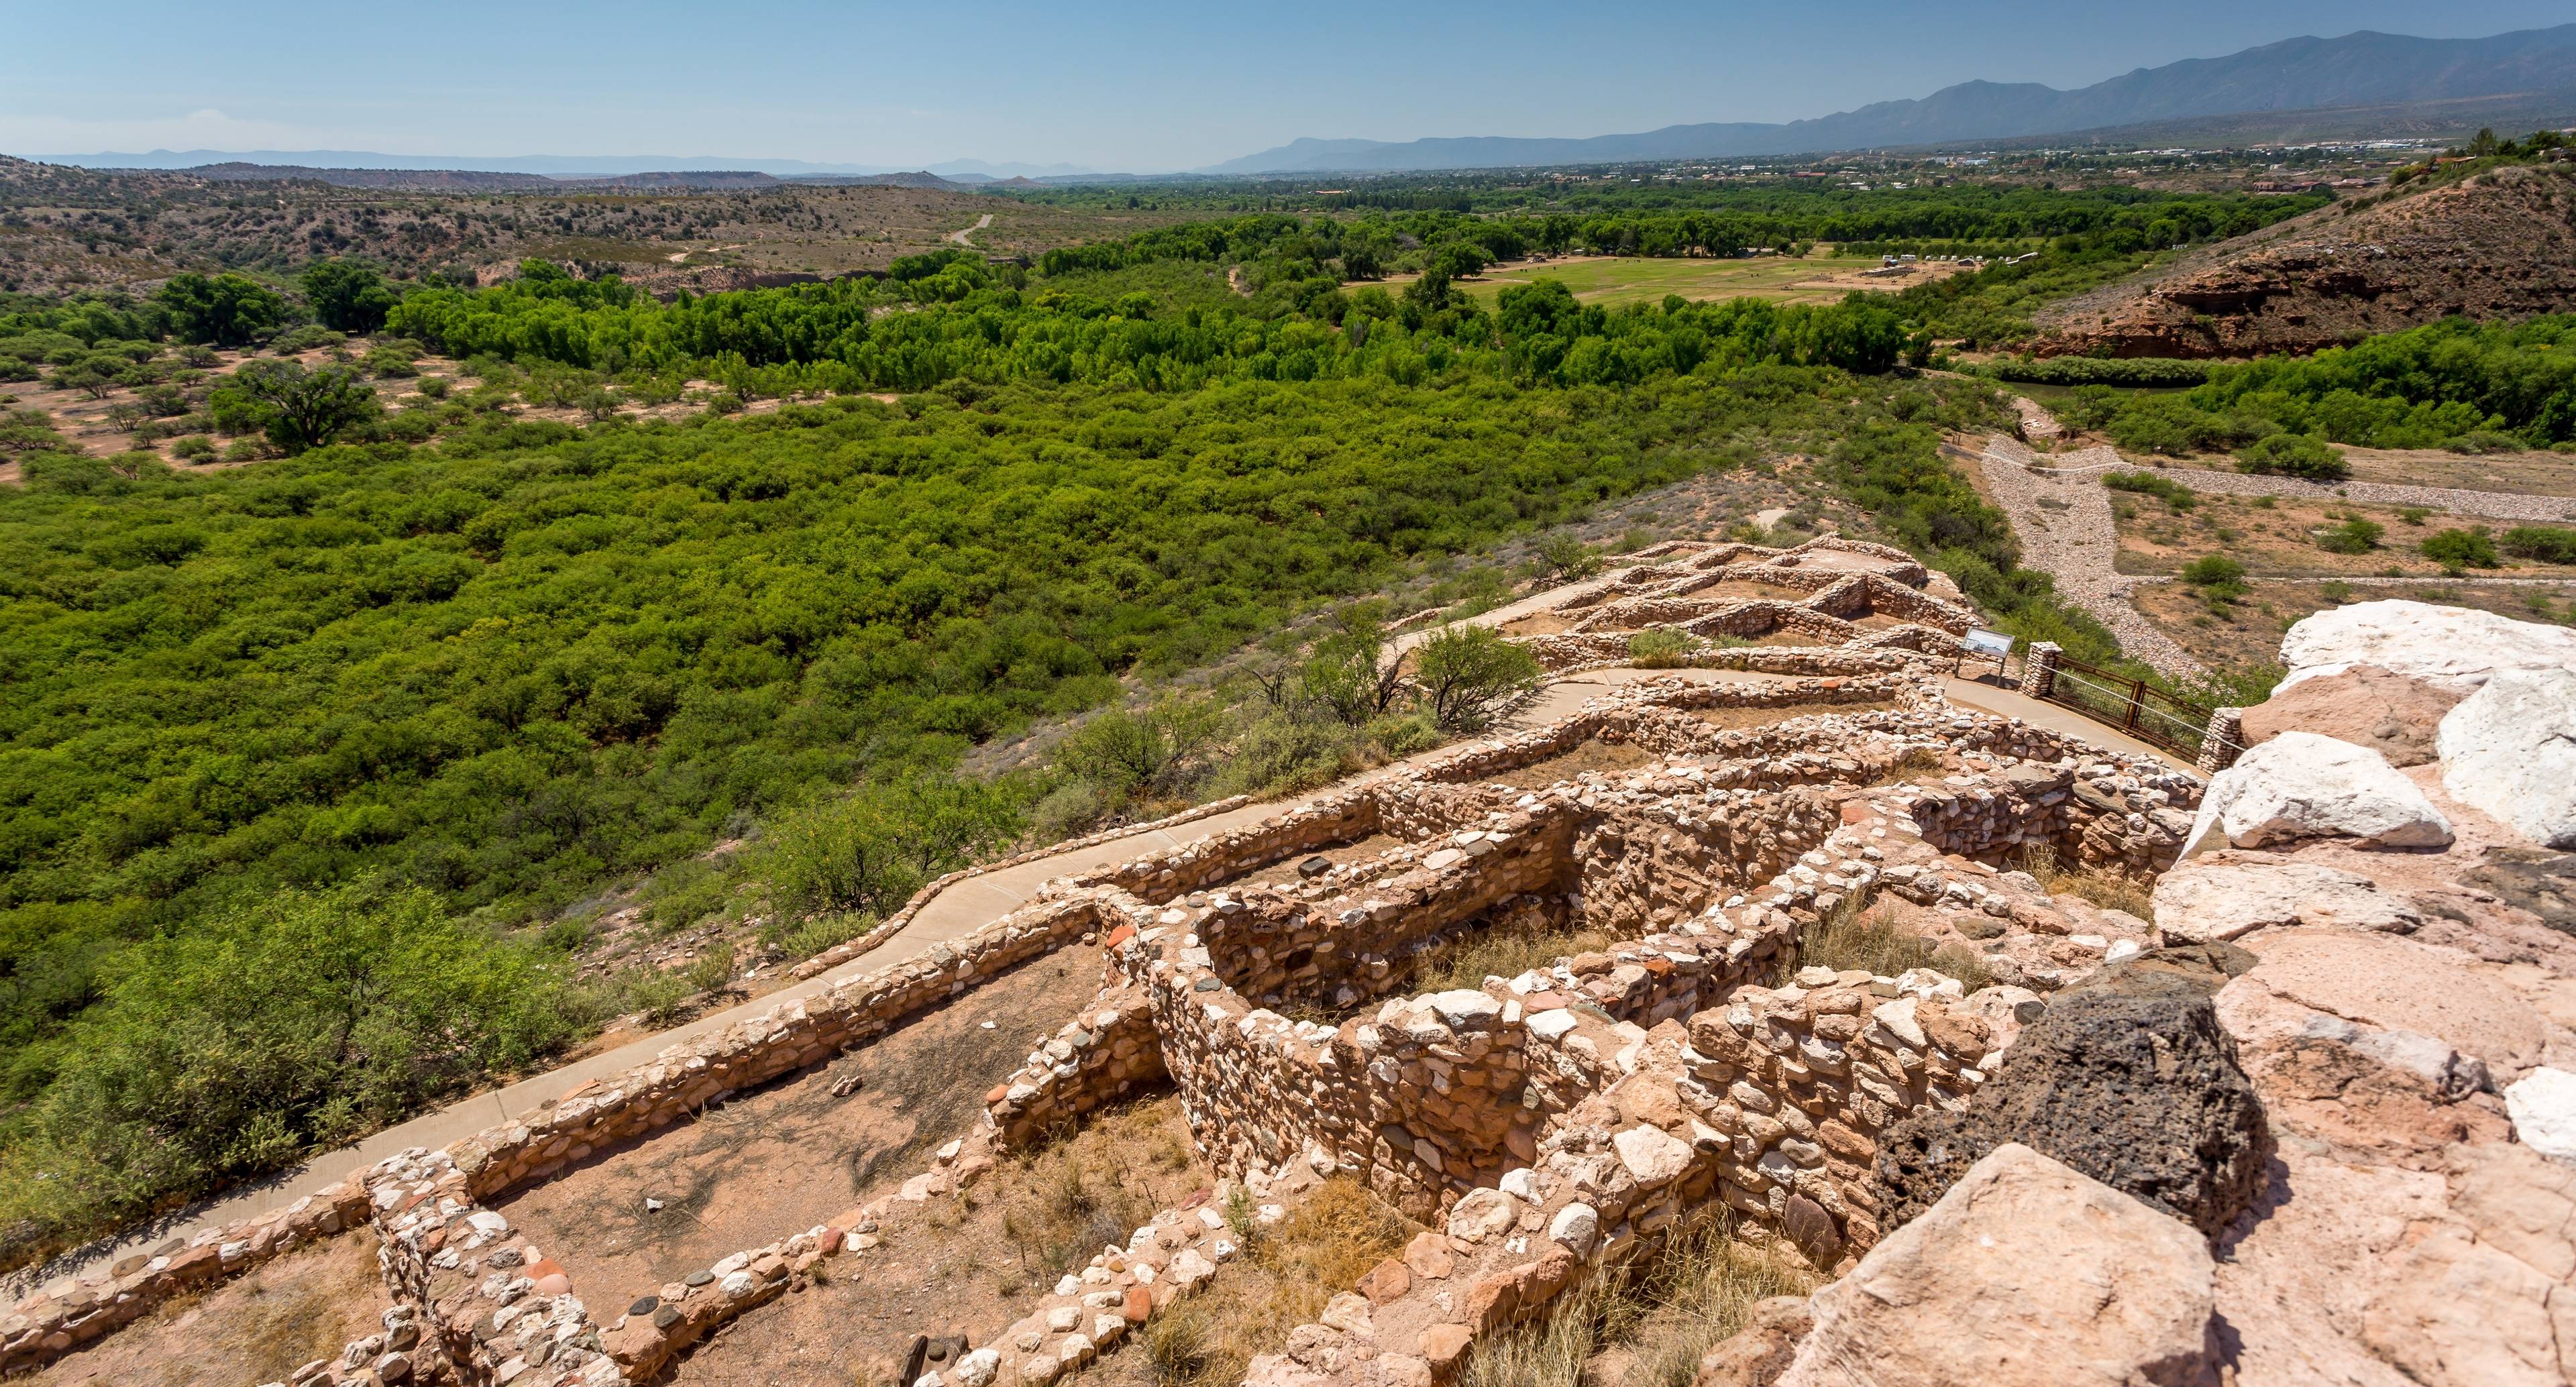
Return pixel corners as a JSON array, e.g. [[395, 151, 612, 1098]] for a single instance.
[[2445, 429, 2528, 455], [2180, 554, 2245, 586], [2019, 844, 2154, 918], [1464, 1208, 1819, 1387], [1413, 624, 1543, 731], [2102, 469, 2196, 510], [1794, 894, 1992, 990], [752, 777, 1023, 922], [1984, 356, 2210, 387], [168, 434, 217, 460], [1136, 1177, 1414, 1387], [1536, 533, 1603, 582], [1413, 913, 1615, 995], [2314, 518, 2383, 554], [2234, 432, 2349, 480], [1627, 627, 1704, 667], [2501, 525, 2576, 564], [0, 883, 580, 1268], [2422, 528, 2501, 570]]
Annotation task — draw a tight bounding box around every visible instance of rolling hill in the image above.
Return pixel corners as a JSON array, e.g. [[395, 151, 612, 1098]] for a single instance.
[[2036, 160, 2576, 357]]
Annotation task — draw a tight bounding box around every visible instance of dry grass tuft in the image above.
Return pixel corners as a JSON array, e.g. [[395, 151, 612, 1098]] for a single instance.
[[999, 1096, 1201, 1288], [1794, 893, 1993, 991], [1465, 1211, 1819, 1387], [1132, 1177, 1415, 1387], [1412, 916, 1618, 995], [1864, 745, 1947, 784], [2017, 844, 2154, 918]]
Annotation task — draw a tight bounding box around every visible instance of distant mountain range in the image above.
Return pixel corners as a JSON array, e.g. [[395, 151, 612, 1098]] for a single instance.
[[22, 25, 2576, 185], [1200, 25, 2576, 174], [25, 149, 1100, 182]]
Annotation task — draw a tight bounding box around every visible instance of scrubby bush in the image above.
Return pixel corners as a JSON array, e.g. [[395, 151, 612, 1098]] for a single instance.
[[2234, 433, 2349, 481], [2180, 554, 2246, 586], [1536, 534, 1603, 582], [2501, 526, 2576, 564], [1984, 356, 2210, 387], [2102, 469, 2196, 510], [1412, 624, 1542, 731], [0, 883, 580, 1266], [1627, 627, 1704, 667], [752, 778, 1024, 922], [2314, 518, 2383, 554], [2422, 528, 2501, 570]]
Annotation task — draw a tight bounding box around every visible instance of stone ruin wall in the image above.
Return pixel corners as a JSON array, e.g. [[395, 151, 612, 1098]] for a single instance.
[[5, 638, 2204, 1387], [986, 676, 2196, 1264]]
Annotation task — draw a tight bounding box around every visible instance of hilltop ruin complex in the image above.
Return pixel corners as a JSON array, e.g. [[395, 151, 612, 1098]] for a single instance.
[[10, 537, 2574, 1387]]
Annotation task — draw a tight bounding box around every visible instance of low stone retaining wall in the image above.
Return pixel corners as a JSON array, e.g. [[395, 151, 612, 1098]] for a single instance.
[[986, 986, 1169, 1148], [372, 1147, 619, 1387], [0, 1180, 373, 1376]]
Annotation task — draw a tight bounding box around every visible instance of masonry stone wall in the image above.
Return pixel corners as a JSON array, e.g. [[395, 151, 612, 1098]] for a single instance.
[[0, 1180, 373, 1375]]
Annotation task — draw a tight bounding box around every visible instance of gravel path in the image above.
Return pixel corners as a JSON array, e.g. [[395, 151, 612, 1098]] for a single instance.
[[2148, 466, 2576, 522], [2008, 396, 2062, 440], [1976, 433, 2207, 677]]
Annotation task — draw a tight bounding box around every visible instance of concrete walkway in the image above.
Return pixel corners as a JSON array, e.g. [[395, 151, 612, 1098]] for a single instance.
[[22, 665, 1757, 1290], [1940, 674, 2200, 777]]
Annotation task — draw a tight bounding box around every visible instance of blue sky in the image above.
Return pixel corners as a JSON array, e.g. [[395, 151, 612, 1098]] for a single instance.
[[5, 1, 2569, 172]]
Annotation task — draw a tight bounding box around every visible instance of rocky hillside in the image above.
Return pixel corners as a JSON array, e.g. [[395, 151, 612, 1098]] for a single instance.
[[2038, 160, 2576, 357]]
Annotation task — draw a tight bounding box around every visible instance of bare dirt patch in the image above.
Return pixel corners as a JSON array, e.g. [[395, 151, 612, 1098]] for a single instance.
[[2110, 489, 2572, 579], [1491, 740, 1660, 789], [32, 1231, 384, 1387], [658, 1095, 1212, 1387], [492, 944, 1107, 1299]]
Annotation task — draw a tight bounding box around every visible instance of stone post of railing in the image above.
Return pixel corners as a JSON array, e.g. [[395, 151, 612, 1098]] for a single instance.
[[2020, 641, 2061, 700], [2199, 707, 2246, 774]]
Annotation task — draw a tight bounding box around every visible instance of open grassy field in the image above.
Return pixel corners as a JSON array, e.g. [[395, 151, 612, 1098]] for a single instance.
[[1417, 251, 1975, 309]]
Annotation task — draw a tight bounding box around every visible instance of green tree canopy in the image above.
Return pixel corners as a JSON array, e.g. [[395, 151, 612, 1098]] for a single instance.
[[155, 272, 288, 348]]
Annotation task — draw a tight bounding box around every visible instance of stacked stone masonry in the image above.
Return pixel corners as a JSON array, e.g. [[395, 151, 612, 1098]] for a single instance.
[[17, 583, 2208, 1386]]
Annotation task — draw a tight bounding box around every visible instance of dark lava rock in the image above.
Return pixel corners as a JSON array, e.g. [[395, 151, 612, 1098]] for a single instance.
[[2465, 848, 2576, 934], [1872, 944, 2268, 1239]]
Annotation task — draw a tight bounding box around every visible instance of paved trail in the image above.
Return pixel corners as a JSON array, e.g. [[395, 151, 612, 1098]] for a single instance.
[[945, 213, 993, 247]]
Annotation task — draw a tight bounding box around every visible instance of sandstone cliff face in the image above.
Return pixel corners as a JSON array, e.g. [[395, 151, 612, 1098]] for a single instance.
[[2039, 162, 2576, 358]]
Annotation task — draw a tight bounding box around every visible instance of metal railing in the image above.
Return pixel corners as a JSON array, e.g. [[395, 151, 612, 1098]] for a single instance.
[[2039, 655, 2220, 759]]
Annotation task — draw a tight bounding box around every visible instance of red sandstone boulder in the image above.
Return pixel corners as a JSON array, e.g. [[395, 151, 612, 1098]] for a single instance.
[[1783, 1144, 2218, 1387], [2239, 664, 2463, 767]]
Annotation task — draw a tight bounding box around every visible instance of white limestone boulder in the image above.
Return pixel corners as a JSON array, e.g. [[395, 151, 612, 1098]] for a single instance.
[[2436, 667, 2576, 850], [2178, 730, 2451, 856], [2277, 600, 2576, 693], [2504, 1067, 2576, 1162], [1776, 1143, 2216, 1387]]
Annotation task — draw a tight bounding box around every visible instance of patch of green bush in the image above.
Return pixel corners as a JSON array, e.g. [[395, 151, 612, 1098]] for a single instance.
[[2422, 528, 2502, 570], [2314, 518, 2383, 554], [2501, 526, 2576, 564], [1985, 356, 2211, 387], [2102, 469, 2196, 510], [2235, 433, 2349, 481]]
